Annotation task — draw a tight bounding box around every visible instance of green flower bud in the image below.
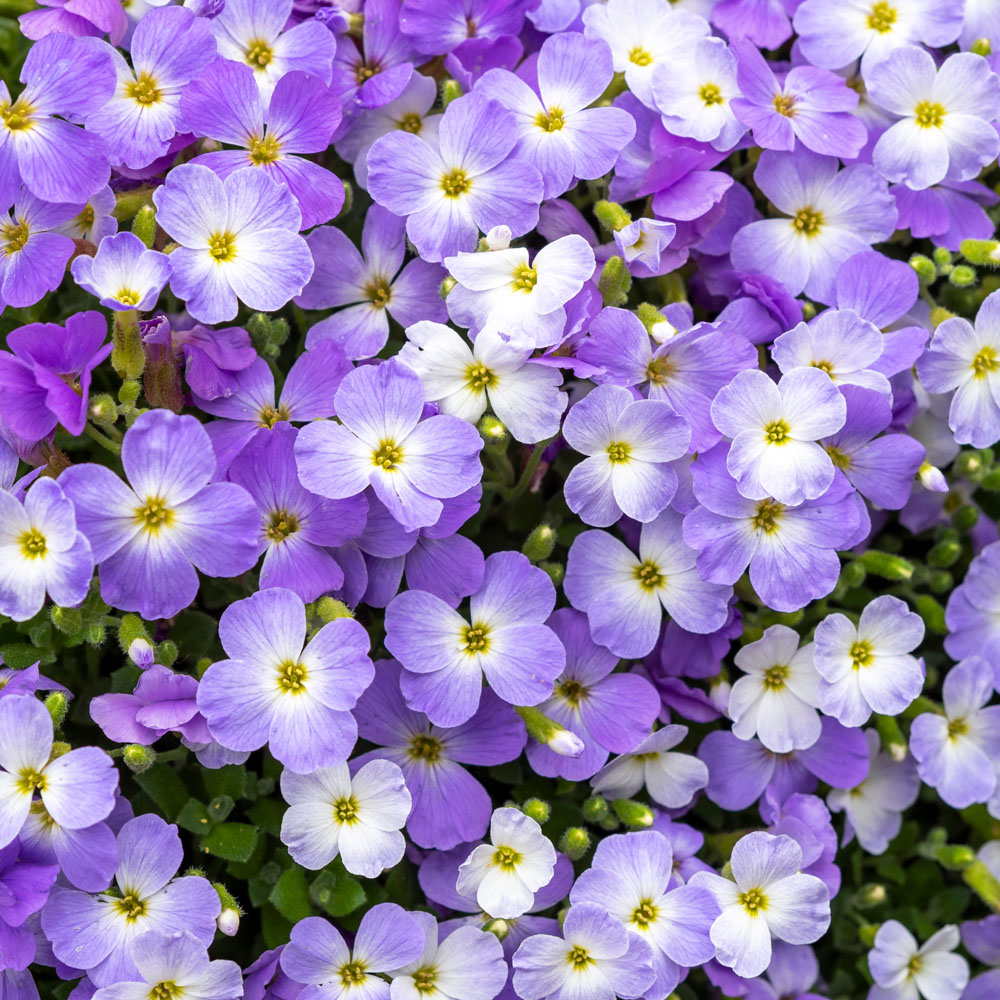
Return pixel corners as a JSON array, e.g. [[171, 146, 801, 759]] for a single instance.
[[927, 539, 962, 568], [914, 594, 948, 635], [597, 813, 621, 831], [961, 238, 1000, 266], [950, 264, 977, 287], [612, 798, 654, 829], [909, 254, 936, 285], [859, 923, 880, 948], [522, 798, 551, 824], [315, 597, 354, 622], [972, 37, 993, 56], [855, 550, 914, 581], [44, 691, 68, 729], [636, 302, 665, 335], [964, 859, 1000, 909], [982, 468, 1000, 491], [122, 744, 157, 773], [477, 414, 509, 449], [155, 640, 178, 667], [558, 826, 592, 861], [932, 246, 953, 272], [538, 560, 564, 588], [515, 706, 585, 757], [800, 300, 817, 321], [118, 379, 142, 408], [522, 524, 556, 564], [440, 275, 457, 298], [86, 623, 106, 645], [50, 605, 83, 635], [930, 306, 955, 328], [483, 918, 509, 940], [593, 200, 632, 233], [49, 741, 71, 760], [131, 204, 157, 248], [581, 796, 609, 823], [875, 714, 907, 762], [597, 255, 631, 307], [88, 394, 118, 428], [953, 504, 979, 532], [118, 613, 150, 652], [111, 310, 145, 380], [854, 883, 887, 908], [839, 560, 866, 590], [929, 570, 954, 594], [936, 844, 976, 870], [441, 78, 463, 108], [955, 450, 983, 477]]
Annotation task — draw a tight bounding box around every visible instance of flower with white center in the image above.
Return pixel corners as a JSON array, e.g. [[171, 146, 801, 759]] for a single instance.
[[729, 624, 823, 754], [710, 367, 847, 506], [0, 477, 93, 623], [71, 232, 172, 313], [867, 921, 969, 1000], [590, 726, 709, 810], [444, 234, 595, 350], [280, 759, 411, 877], [512, 902, 656, 1000], [400, 321, 567, 445], [457, 807, 557, 919], [389, 911, 508, 1000], [689, 832, 831, 979], [813, 595, 925, 728]]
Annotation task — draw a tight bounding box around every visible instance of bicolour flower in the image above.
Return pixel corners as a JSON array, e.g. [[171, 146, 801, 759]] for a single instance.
[[0, 310, 110, 442], [563, 384, 691, 527], [54, 184, 116, 244], [729, 624, 822, 754], [228, 424, 367, 602], [813, 595, 925, 727], [90, 930, 243, 1000], [827, 730, 920, 855], [917, 289, 1000, 448], [867, 921, 969, 1000], [526, 609, 660, 781], [570, 831, 719, 1000], [210, 0, 335, 99], [613, 218, 679, 277], [401, 321, 566, 445], [182, 60, 345, 230], [153, 163, 313, 324], [729, 39, 867, 158], [197, 587, 374, 773], [297, 206, 446, 360], [457, 807, 557, 919], [42, 814, 221, 986], [295, 358, 483, 532], [512, 902, 656, 1000], [367, 93, 543, 262], [280, 759, 410, 877], [0, 477, 93, 622], [565, 509, 732, 659], [793, 0, 964, 75], [444, 234, 595, 350], [0, 32, 114, 206], [389, 911, 508, 1000], [651, 38, 746, 151], [590, 725, 709, 810], [385, 550, 564, 726], [910, 657, 1000, 809], [731, 149, 897, 304], [868, 47, 1000, 191], [85, 5, 216, 170], [475, 31, 636, 200], [71, 232, 171, 311], [579, 307, 758, 452], [711, 367, 847, 507], [281, 906, 425, 1000], [59, 409, 259, 620], [353, 660, 525, 849], [0, 694, 116, 849], [690, 832, 830, 980], [0, 190, 78, 309]]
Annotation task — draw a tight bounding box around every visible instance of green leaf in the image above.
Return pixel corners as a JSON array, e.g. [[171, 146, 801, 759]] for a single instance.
[[203, 764, 247, 801], [310, 867, 366, 917], [133, 765, 190, 821], [0, 641, 55, 668], [176, 798, 212, 835], [202, 823, 258, 862], [270, 867, 312, 923], [170, 609, 218, 660]]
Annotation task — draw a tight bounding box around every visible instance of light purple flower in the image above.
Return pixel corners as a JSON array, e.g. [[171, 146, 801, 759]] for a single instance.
[[18, 0, 127, 45], [153, 163, 314, 324], [196, 587, 374, 773], [398, 0, 535, 56], [59, 409, 259, 620], [945, 540, 1000, 667], [0, 839, 57, 979], [867, 921, 968, 1000], [613, 218, 680, 277], [71, 232, 171, 311], [690, 832, 831, 980], [367, 93, 543, 262], [565, 508, 733, 658], [53, 184, 116, 244]]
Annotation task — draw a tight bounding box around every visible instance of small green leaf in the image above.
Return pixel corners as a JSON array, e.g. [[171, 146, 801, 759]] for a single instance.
[[310, 867, 366, 917], [270, 867, 312, 923], [133, 765, 190, 821], [202, 822, 258, 862], [176, 798, 212, 835]]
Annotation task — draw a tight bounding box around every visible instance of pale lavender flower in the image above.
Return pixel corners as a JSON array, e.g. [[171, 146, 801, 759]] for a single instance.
[[867, 922, 968, 1000], [71, 232, 171, 311]]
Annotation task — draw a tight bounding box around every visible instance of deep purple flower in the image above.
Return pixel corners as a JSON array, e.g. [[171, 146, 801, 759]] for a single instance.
[[18, 0, 127, 45], [0, 838, 58, 976], [398, 0, 536, 56], [0, 191, 78, 309]]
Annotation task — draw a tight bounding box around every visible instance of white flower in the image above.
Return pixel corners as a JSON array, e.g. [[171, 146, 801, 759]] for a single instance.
[[867, 921, 969, 1000]]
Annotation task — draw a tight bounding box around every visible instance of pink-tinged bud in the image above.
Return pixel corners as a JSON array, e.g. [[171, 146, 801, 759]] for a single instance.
[[128, 637, 154, 670], [548, 728, 585, 758], [217, 908, 240, 936]]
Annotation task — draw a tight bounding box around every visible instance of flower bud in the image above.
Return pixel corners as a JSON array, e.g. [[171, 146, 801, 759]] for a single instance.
[[927, 539, 962, 568], [949, 264, 976, 287], [213, 882, 242, 936], [593, 200, 632, 233], [859, 923, 880, 948], [856, 549, 914, 581], [118, 613, 151, 653], [89, 394, 117, 428], [155, 640, 178, 667], [559, 827, 591, 861], [961, 238, 1000, 265], [972, 37, 992, 56], [483, 225, 512, 251], [875, 714, 907, 762], [131, 204, 157, 248], [909, 254, 936, 285], [953, 504, 979, 532], [854, 883, 887, 908], [50, 741, 71, 760], [538, 561, 564, 588], [522, 798, 551, 825], [442, 79, 463, 108], [118, 379, 141, 408], [87, 623, 106, 645], [982, 468, 1000, 491], [839, 560, 866, 590], [929, 306, 955, 328], [548, 727, 585, 757], [111, 310, 146, 381], [929, 570, 953, 594], [122, 744, 157, 774], [50, 605, 83, 635], [315, 597, 354, 623], [597, 255, 631, 307], [964, 859, 1000, 909], [954, 450, 983, 477], [128, 637, 155, 669], [477, 414, 509, 449], [914, 594, 947, 635], [612, 798, 654, 829], [581, 796, 609, 823], [918, 461, 948, 492], [483, 918, 509, 940], [440, 276, 456, 299], [936, 844, 976, 870], [932, 246, 953, 272], [522, 524, 556, 564], [44, 692, 68, 729]]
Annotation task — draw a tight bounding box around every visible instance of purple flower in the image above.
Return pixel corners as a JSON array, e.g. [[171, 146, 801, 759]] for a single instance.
[[0, 33, 114, 206], [827, 729, 920, 855], [945, 540, 1000, 667], [0, 694, 117, 850], [182, 60, 345, 230], [280, 759, 410, 877], [731, 149, 897, 304], [18, 0, 127, 45], [867, 921, 968, 1000], [0, 839, 58, 970], [297, 206, 446, 360], [0, 477, 93, 622], [570, 830, 719, 999], [729, 39, 866, 158], [613, 218, 680, 277], [761, 791, 841, 898], [42, 814, 221, 986], [894, 178, 999, 250], [910, 657, 1000, 809], [59, 409, 259, 620], [565, 509, 732, 658], [385, 550, 564, 726], [353, 659, 525, 850], [229, 424, 367, 602], [563, 384, 690, 527], [868, 47, 1000, 191], [367, 93, 543, 262], [526, 609, 660, 781], [294, 358, 483, 532], [813, 595, 925, 727], [280, 905, 425, 1000], [690, 832, 830, 980], [197, 587, 374, 773], [210, 0, 335, 99], [0, 190, 78, 309], [711, 0, 795, 49], [71, 232, 171, 311], [399, 0, 535, 56], [152, 163, 314, 324], [475, 32, 636, 200], [54, 184, 117, 244], [85, 6, 217, 170]]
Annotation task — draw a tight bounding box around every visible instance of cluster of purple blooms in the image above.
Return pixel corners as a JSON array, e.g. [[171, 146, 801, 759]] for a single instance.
[[5, 0, 1000, 998]]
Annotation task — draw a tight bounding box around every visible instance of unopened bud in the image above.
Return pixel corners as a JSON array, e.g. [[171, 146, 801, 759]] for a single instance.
[[961, 238, 1000, 266], [131, 204, 157, 248], [441, 78, 462, 108], [955, 450, 983, 477], [937, 844, 976, 870], [914, 594, 948, 635], [44, 692, 68, 728], [930, 306, 956, 328], [89, 394, 117, 428], [483, 918, 509, 940], [909, 254, 936, 285], [558, 826, 591, 861], [597, 255, 631, 307], [927, 540, 962, 568], [440, 276, 456, 299], [87, 623, 106, 645], [856, 549, 914, 581], [612, 798, 654, 829], [929, 570, 953, 594], [118, 379, 141, 408], [855, 883, 887, 907], [478, 414, 509, 449], [932, 246, 953, 272], [549, 727, 585, 757], [875, 714, 907, 762], [597, 813, 621, 831], [521, 798, 550, 824], [213, 882, 242, 935], [972, 37, 993, 56], [859, 923, 880, 948], [316, 597, 354, 623], [128, 637, 155, 669], [50, 605, 83, 635], [483, 225, 512, 251], [982, 468, 1000, 491], [953, 504, 979, 532], [964, 859, 1000, 909], [122, 744, 156, 773], [593, 200, 632, 234], [522, 524, 556, 564], [918, 461, 948, 492], [839, 560, 866, 590], [950, 264, 976, 287], [538, 561, 564, 588], [118, 613, 151, 653], [49, 741, 71, 760], [111, 310, 145, 380], [581, 796, 608, 823], [155, 640, 178, 667]]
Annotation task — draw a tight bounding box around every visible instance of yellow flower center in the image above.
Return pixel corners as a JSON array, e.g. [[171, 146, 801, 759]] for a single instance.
[[277, 660, 308, 695], [413, 968, 437, 993], [635, 560, 664, 591], [753, 499, 783, 534], [535, 107, 566, 131], [867, 0, 897, 33], [792, 208, 823, 237], [850, 640, 874, 670], [19, 529, 46, 559], [567, 944, 594, 969], [2, 221, 29, 255], [628, 46, 653, 66], [76, 204, 96, 233], [266, 509, 299, 542], [511, 264, 538, 292], [465, 362, 496, 390], [0, 97, 35, 131], [773, 93, 797, 117], [493, 845, 522, 870], [208, 231, 237, 262], [258, 403, 290, 428], [739, 887, 768, 916], [245, 39, 274, 68], [339, 962, 368, 987], [115, 288, 141, 306], [125, 71, 161, 106], [114, 891, 146, 921], [630, 899, 659, 929], [441, 168, 471, 198], [764, 419, 790, 445], [373, 440, 403, 471], [249, 133, 282, 165], [699, 82, 724, 106], [606, 441, 631, 464], [557, 678, 588, 707], [409, 733, 443, 762], [762, 664, 789, 691], [136, 497, 173, 534], [646, 357, 675, 385], [811, 359, 834, 374], [365, 277, 392, 308], [948, 717, 968, 739], [826, 444, 852, 470], [972, 346, 999, 378], [334, 795, 360, 823], [150, 983, 182, 1000], [914, 100, 946, 128], [355, 62, 379, 83], [16, 768, 45, 794], [461, 622, 490, 654], [399, 112, 423, 133]]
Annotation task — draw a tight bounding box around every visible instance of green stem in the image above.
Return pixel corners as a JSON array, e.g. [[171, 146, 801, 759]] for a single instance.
[[83, 422, 122, 455], [498, 440, 550, 502]]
